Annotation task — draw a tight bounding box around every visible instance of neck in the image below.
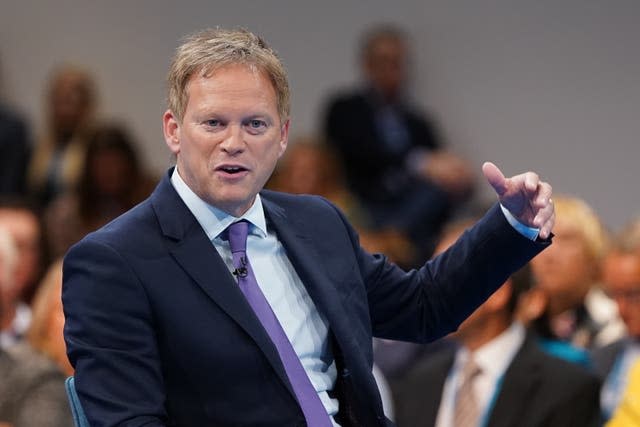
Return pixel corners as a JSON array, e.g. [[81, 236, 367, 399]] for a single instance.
[[462, 316, 511, 353]]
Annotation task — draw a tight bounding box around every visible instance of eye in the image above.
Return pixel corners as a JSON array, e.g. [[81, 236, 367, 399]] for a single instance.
[[247, 119, 267, 130], [204, 119, 221, 128]]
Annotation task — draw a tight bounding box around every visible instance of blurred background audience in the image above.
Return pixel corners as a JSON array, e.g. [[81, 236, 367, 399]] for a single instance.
[[28, 65, 97, 209], [27, 259, 72, 376], [324, 24, 474, 265], [529, 195, 625, 365], [0, 227, 71, 427], [269, 136, 416, 268], [393, 220, 601, 427], [591, 217, 640, 423], [0, 103, 30, 198], [0, 198, 47, 348], [44, 122, 156, 258]]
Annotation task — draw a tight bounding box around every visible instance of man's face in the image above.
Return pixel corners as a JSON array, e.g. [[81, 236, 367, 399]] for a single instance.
[[163, 64, 289, 217], [602, 252, 640, 337]]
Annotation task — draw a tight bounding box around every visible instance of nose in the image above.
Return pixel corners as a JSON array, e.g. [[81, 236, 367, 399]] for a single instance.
[[220, 124, 245, 154]]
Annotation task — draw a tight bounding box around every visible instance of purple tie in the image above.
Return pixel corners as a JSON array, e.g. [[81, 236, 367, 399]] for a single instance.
[[226, 220, 333, 427]]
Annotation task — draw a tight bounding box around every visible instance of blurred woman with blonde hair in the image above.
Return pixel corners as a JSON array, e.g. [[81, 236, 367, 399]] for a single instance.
[[27, 258, 72, 376], [530, 195, 625, 350]]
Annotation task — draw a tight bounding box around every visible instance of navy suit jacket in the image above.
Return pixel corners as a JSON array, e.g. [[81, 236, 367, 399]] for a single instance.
[[62, 170, 548, 427]]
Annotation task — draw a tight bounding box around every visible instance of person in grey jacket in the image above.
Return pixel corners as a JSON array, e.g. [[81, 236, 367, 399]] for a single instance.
[[0, 226, 71, 427]]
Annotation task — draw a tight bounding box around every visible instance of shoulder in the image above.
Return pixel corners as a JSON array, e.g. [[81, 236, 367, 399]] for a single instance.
[[261, 190, 355, 232], [590, 338, 626, 379], [3, 343, 65, 386], [397, 345, 456, 389], [261, 190, 342, 215], [519, 338, 601, 393], [77, 196, 157, 249]]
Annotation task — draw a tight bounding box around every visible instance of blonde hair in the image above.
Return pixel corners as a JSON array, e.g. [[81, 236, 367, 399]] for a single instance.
[[615, 216, 640, 252], [554, 195, 609, 262], [27, 259, 68, 372], [167, 28, 290, 123]]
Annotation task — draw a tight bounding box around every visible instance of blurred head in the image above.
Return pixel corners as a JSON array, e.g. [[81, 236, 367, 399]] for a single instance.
[[601, 221, 640, 338], [0, 198, 44, 302], [27, 259, 72, 375], [530, 195, 608, 315], [167, 28, 290, 124], [79, 123, 141, 201], [273, 137, 343, 196], [46, 65, 96, 138], [360, 25, 409, 100]]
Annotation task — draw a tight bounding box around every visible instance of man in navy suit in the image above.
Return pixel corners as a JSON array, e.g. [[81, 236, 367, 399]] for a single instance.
[[62, 28, 555, 427]]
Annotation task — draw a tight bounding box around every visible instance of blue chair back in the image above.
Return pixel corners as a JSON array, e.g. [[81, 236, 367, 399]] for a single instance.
[[65, 376, 90, 427]]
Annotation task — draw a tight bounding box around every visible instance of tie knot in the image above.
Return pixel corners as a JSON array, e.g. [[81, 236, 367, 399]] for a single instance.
[[227, 220, 249, 254]]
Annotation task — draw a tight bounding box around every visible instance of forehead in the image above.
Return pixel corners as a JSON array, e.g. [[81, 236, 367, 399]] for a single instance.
[[552, 218, 585, 239], [187, 64, 277, 106]]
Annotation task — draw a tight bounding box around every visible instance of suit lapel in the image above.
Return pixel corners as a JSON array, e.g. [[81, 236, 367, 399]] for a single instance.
[[150, 174, 295, 399], [486, 335, 542, 427], [261, 197, 365, 370]]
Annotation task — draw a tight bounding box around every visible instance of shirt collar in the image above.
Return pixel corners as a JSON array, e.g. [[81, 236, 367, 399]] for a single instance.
[[170, 167, 268, 241], [456, 322, 525, 380]]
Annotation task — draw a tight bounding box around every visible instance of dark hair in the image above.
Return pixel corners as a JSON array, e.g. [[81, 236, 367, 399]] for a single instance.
[[77, 123, 141, 220], [359, 24, 408, 60]]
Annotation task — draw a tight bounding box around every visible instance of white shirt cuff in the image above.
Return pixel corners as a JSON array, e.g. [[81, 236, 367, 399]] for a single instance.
[[500, 204, 540, 241]]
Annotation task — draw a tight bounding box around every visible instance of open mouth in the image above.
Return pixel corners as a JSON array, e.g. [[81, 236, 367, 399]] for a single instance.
[[217, 165, 248, 175]]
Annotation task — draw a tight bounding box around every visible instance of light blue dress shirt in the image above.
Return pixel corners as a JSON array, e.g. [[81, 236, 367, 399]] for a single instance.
[[170, 169, 340, 424]]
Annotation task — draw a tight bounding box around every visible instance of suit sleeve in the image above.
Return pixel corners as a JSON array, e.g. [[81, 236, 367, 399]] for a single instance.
[[63, 238, 168, 427], [347, 203, 551, 342]]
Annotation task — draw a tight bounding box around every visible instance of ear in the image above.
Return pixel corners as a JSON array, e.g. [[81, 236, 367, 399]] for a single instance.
[[516, 287, 548, 325], [163, 109, 181, 155], [277, 119, 290, 158]]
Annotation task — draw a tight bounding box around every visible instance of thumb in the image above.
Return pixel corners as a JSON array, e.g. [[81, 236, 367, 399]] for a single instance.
[[482, 161, 508, 197]]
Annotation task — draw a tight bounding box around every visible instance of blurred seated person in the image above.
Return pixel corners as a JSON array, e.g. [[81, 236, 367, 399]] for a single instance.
[[591, 219, 640, 422], [268, 136, 416, 267], [0, 227, 71, 427], [0, 198, 46, 348], [0, 102, 31, 197], [530, 195, 625, 352], [27, 258, 72, 376], [324, 24, 473, 260], [28, 65, 97, 208], [394, 220, 601, 427], [45, 123, 157, 258]]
